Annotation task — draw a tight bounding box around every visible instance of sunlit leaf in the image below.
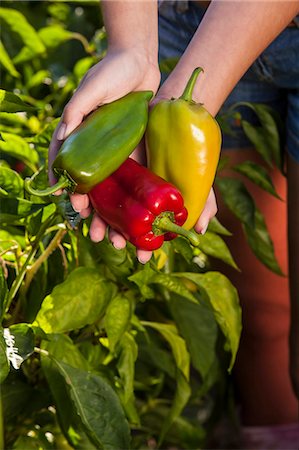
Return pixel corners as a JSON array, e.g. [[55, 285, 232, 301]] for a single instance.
[[0, 7, 46, 63], [0, 40, 20, 78], [0, 166, 24, 197], [34, 267, 116, 333], [198, 231, 238, 269], [117, 332, 138, 405], [0, 90, 34, 113], [175, 272, 242, 371], [0, 132, 39, 170]]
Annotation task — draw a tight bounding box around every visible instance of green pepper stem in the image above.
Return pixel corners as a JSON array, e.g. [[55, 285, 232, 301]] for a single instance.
[[155, 216, 200, 247], [180, 67, 203, 102], [25, 174, 69, 197]]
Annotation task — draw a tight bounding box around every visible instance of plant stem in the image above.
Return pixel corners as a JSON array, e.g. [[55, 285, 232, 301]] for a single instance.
[[2, 215, 56, 319]]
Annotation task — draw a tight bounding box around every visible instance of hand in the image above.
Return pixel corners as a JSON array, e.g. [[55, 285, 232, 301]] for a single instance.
[[48, 49, 160, 262]]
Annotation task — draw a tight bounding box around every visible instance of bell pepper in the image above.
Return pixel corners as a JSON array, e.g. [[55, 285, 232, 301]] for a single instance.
[[145, 68, 222, 230], [25, 91, 153, 196], [88, 158, 200, 251]]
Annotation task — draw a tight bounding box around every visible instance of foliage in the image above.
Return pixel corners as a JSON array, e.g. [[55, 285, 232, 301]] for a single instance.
[[0, 2, 284, 449]]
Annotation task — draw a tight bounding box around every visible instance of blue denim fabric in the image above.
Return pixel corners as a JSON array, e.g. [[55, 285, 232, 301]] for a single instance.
[[158, 1, 299, 162]]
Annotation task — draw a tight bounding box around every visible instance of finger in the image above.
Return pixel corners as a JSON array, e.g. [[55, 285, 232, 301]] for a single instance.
[[194, 188, 218, 235], [89, 214, 107, 242], [70, 193, 90, 212], [79, 207, 92, 219], [108, 229, 127, 250], [136, 249, 153, 264]]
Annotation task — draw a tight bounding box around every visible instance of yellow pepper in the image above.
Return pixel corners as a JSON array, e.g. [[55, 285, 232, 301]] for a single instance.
[[146, 68, 222, 230]]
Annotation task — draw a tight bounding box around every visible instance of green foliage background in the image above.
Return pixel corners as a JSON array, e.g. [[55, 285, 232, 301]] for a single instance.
[[0, 1, 283, 449]]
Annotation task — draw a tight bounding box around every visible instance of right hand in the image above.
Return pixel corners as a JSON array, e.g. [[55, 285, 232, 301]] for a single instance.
[[48, 49, 160, 263]]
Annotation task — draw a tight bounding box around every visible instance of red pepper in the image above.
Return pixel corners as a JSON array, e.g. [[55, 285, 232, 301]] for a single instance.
[[89, 158, 200, 251]]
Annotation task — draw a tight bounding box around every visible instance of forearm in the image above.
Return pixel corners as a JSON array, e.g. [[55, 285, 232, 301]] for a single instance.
[[158, 0, 299, 115], [101, 0, 159, 63]]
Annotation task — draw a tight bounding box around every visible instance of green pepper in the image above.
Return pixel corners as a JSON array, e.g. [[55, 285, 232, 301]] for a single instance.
[[146, 68, 221, 230], [25, 91, 153, 196]]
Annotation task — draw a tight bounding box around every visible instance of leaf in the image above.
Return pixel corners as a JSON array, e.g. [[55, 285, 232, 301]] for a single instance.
[[175, 272, 242, 371], [1, 377, 33, 421], [143, 322, 191, 444], [216, 177, 255, 228], [26, 70, 51, 91], [233, 160, 281, 199], [105, 294, 131, 353], [31, 118, 60, 148], [0, 197, 46, 225], [0, 7, 46, 62], [238, 102, 282, 170], [0, 328, 10, 383], [0, 40, 20, 78], [0, 132, 39, 170], [0, 266, 8, 320], [207, 216, 232, 236], [53, 360, 131, 450], [169, 293, 218, 379], [39, 25, 78, 49], [0, 90, 34, 113], [41, 334, 94, 449], [198, 231, 238, 269], [0, 166, 24, 197], [9, 324, 35, 362], [117, 333, 138, 405], [143, 322, 190, 381], [243, 208, 284, 275], [152, 271, 197, 303], [34, 267, 116, 333]]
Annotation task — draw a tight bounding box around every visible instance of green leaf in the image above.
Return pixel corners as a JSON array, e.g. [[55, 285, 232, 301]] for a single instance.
[[216, 177, 255, 228], [0, 7, 46, 62], [117, 333, 138, 405], [105, 294, 131, 353], [9, 324, 35, 362], [34, 267, 116, 333], [74, 56, 96, 82], [169, 293, 218, 379], [0, 90, 34, 113], [198, 231, 238, 269], [0, 266, 8, 320], [0, 132, 39, 170], [0, 328, 10, 383], [39, 25, 80, 49], [0, 166, 24, 197], [0, 41, 20, 78], [41, 334, 94, 449], [0, 197, 46, 225], [153, 272, 197, 303], [26, 70, 51, 91], [53, 360, 131, 450], [233, 160, 281, 199], [175, 272, 242, 371], [207, 216, 232, 236], [143, 322, 191, 444], [238, 102, 282, 169], [31, 118, 60, 148], [243, 208, 284, 275]]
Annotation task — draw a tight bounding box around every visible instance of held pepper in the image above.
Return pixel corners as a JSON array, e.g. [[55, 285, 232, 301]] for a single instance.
[[88, 158, 200, 251], [146, 68, 222, 230], [25, 91, 153, 196]]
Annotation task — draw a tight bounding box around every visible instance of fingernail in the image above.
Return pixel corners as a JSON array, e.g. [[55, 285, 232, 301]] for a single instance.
[[200, 223, 208, 235], [57, 123, 67, 141]]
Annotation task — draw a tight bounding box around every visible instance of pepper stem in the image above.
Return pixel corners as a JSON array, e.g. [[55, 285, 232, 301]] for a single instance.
[[25, 174, 69, 197], [180, 67, 203, 102], [155, 216, 200, 247]]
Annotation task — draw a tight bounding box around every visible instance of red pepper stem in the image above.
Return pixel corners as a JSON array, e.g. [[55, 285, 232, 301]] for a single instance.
[[180, 67, 203, 102], [25, 175, 69, 197], [155, 216, 200, 247]]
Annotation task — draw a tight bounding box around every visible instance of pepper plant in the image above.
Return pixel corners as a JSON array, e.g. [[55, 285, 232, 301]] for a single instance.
[[0, 2, 284, 449]]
